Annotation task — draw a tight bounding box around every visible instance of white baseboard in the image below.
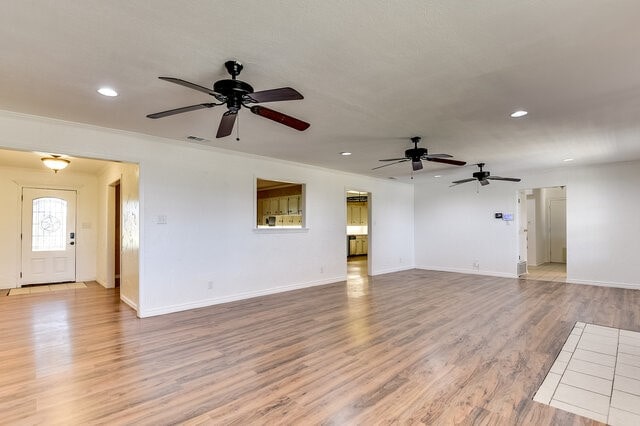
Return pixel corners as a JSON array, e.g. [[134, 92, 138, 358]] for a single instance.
[[372, 264, 415, 276], [566, 278, 640, 290], [416, 265, 517, 279], [138, 275, 346, 318], [95, 279, 115, 289], [120, 294, 138, 311]]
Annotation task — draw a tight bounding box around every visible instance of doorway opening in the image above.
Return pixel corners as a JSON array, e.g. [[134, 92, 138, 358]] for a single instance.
[[518, 186, 567, 283], [346, 190, 370, 282]]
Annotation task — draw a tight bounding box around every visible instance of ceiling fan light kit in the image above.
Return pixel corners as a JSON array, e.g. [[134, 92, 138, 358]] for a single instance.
[[147, 60, 310, 138]]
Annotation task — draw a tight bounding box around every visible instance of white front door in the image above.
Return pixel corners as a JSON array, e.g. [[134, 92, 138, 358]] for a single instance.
[[21, 188, 77, 285]]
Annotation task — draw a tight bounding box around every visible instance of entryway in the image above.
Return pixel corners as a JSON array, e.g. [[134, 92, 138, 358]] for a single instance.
[[21, 188, 77, 285], [518, 186, 567, 283], [346, 190, 370, 282]]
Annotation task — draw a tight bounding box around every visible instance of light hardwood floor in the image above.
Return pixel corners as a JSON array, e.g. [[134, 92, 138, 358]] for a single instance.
[[523, 262, 568, 283], [2, 269, 638, 424]]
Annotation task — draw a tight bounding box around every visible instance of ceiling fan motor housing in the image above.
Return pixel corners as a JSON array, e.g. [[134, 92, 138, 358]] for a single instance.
[[473, 170, 490, 180], [213, 79, 254, 111], [405, 147, 428, 160]]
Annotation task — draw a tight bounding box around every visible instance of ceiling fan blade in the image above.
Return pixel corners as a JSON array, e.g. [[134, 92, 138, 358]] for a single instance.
[[244, 87, 303, 103], [216, 111, 237, 138], [158, 77, 222, 98], [372, 159, 409, 170], [250, 106, 310, 131], [379, 157, 409, 162], [412, 160, 423, 171], [422, 153, 453, 159], [147, 103, 216, 119], [450, 178, 476, 185], [425, 157, 467, 166], [487, 176, 522, 182], [480, 179, 490, 186]]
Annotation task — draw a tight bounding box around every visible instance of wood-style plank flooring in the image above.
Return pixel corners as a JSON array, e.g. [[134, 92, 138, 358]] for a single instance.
[[523, 262, 568, 283], [2, 264, 639, 424]]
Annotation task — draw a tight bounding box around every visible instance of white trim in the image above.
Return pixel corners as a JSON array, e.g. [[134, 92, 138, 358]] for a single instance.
[[372, 265, 415, 275], [253, 227, 310, 234], [138, 275, 345, 318], [566, 278, 640, 290], [95, 279, 114, 289], [120, 294, 138, 311], [416, 265, 518, 279]]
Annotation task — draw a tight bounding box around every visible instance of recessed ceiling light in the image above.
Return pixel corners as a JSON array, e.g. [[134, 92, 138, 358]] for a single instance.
[[563, 158, 574, 162], [510, 110, 528, 118], [97, 87, 118, 97], [340, 152, 351, 156], [434, 175, 442, 178]]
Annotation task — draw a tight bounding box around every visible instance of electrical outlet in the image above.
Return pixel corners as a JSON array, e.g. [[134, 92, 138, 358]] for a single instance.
[[207, 281, 213, 290], [399, 257, 403, 264], [473, 261, 480, 271], [320, 265, 324, 273]]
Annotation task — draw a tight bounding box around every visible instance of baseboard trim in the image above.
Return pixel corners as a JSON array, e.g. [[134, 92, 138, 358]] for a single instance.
[[416, 265, 517, 279], [96, 279, 115, 289], [566, 278, 640, 290], [138, 275, 346, 318], [372, 265, 415, 276], [120, 294, 138, 311]]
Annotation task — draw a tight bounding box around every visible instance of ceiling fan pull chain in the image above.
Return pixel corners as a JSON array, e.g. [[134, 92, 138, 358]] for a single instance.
[[236, 113, 240, 141]]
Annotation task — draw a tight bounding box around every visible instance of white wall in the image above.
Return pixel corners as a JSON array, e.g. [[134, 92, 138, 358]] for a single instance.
[[415, 162, 640, 289], [568, 162, 640, 288], [0, 111, 414, 316], [0, 165, 98, 288], [526, 193, 537, 266]]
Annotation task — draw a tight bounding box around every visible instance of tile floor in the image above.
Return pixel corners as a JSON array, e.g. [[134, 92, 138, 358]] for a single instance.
[[8, 282, 87, 296], [534, 322, 640, 425], [522, 262, 567, 283]]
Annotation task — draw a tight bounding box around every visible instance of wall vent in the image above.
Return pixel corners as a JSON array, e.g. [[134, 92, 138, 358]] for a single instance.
[[186, 135, 209, 143], [517, 261, 527, 276]]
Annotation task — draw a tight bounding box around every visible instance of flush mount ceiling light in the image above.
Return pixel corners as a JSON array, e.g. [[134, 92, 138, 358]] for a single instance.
[[340, 152, 352, 156], [97, 87, 118, 97], [434, 175, 442, 178], [41, 155, 70, 173], [563, 158, 574, 162], [510, 110, 528, 118]]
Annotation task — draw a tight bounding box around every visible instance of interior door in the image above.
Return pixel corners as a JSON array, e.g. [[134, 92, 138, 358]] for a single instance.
[[549, 198, 567, 263], [21, 188, 77, 285]]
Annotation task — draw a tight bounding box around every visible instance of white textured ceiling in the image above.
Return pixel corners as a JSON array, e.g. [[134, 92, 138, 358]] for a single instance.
[[1, 1, 639, 180]]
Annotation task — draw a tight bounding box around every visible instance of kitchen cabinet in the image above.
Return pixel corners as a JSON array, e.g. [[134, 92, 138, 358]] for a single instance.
[[277, 197, 288, 215], [347, 203, 368, 225], [288, 195, 300, 214], [257, 194, 303, 227], [348, 235, 368, 255]]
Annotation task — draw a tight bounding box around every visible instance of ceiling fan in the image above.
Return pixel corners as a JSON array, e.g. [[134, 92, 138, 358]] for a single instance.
[[373, 136, 466, 171], [147, 60, 310, 138], [450, 163, 521, 187]]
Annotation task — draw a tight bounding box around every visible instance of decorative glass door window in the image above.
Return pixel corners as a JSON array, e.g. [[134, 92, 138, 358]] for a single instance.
[[32, 197, 67, 251]]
